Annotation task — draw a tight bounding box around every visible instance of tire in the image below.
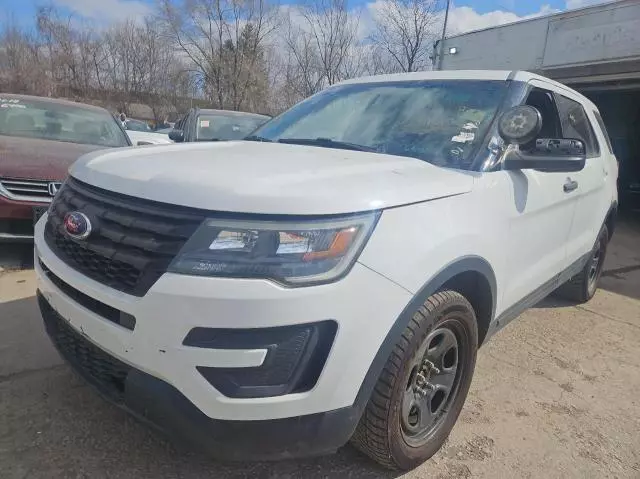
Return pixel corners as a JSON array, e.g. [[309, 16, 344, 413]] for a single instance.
[[554, 225, 609, 304], [351, 290, 478, 470]]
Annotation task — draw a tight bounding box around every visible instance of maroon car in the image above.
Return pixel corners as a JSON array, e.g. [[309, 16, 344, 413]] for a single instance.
[[0, 94, 130, 241]]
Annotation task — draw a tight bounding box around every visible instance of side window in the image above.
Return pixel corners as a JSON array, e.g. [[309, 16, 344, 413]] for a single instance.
[[522, 87, 562, 150], [555, 94, 600, 157], [593, 110, 613, 154]]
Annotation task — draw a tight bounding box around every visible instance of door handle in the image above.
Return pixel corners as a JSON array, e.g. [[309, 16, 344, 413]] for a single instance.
[[563, 179, 578, 193]]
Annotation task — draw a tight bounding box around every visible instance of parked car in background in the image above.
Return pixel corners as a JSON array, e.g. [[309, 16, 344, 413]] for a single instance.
[[121, 117, 173, 145], [0, 94, 130, 241], [126, 129, 174, 146], [124, 118, 152, 132], [168, 108, 270, 142]]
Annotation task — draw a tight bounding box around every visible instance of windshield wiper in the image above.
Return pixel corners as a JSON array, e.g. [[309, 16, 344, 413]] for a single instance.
[[277, 137, 376, 152], [244, 135, 273, 142]]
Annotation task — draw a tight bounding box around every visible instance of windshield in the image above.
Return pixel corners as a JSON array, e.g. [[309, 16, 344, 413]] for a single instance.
[[251, 80, 507, 169], [0, 99, 129, 147], [196, 113, 268, 141], [125, 119, 151, 131]]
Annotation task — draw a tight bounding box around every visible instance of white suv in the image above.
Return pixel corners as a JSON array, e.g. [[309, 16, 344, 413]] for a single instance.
[[34, 71, 617, 470]]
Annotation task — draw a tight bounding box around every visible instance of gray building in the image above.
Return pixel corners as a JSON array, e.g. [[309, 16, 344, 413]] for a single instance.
[[438, 0, 640, 208]]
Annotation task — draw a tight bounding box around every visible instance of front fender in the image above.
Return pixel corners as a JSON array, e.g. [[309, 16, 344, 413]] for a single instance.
[[359, 195, 506, 305]]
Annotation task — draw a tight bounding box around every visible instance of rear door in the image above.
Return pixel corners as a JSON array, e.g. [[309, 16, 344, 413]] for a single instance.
[[553, 92, 609, 264], [499, 81, 576, 309]]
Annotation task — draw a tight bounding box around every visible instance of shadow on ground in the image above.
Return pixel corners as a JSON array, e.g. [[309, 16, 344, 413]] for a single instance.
[[532, 296, 573, 310], [599, 212, 640, 301]]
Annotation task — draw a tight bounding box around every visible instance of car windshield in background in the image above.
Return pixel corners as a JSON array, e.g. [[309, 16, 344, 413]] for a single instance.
[[0, 99, 129, 147], [196, 114, 268, 141], [125, 119, 151, 131], [251, 80, 508, 168]]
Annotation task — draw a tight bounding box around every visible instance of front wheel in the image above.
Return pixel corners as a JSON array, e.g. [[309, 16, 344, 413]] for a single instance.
[[351, 291, 478, 470]]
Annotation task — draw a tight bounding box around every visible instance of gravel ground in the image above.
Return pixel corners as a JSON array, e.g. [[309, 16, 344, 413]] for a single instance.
[[1, 222, 639, 479]]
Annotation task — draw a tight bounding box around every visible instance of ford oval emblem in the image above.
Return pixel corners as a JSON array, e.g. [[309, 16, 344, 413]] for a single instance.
[[63, 212, 92, 240]]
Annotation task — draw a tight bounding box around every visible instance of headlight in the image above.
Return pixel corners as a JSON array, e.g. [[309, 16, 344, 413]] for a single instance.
[[168, 212, 379, 286]]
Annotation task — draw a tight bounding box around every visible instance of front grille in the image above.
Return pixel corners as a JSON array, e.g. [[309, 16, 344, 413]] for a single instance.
[[39, 294, 131, 403], [0, 177, 59, 200], [40, 260, 136, 330], [44, 178, 204, 296]]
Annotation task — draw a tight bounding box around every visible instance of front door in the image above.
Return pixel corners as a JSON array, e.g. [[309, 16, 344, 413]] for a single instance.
[[500, 83, 577, 310]]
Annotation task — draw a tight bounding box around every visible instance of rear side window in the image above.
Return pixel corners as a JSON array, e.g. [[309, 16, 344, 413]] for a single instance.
[[554, 94, 600, 157], [592, 110, 613, 154]]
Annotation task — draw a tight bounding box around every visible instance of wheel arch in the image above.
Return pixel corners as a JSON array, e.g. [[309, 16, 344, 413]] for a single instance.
[[604, 201, 617, 241], [351, 256, 497, 416]]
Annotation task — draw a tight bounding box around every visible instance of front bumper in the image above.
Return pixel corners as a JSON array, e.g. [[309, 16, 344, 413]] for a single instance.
[[35, 213, 411, 425], [38, 294, 359, 460]]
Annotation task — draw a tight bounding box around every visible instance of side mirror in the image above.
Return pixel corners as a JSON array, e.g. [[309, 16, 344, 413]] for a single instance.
[[498, 105, 542, 145], [498, 105, 585, 173], [168, 129, 184, 142], [503, 138, 586, 172]]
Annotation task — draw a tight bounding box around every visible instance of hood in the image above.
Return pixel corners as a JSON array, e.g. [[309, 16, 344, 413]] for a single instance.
[[0, 135, 107, 181], [71, 141, 475, 215]]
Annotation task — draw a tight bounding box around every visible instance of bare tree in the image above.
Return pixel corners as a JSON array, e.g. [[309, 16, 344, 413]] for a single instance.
[[0, 0, 442, 116], [370, 0, 440, 73], [36, 7, 106, 98], [282, 15, 324, 100], [278, 0, 360, 107], [0, 6, 194, 120], [103, 20, 147, 99], [159, 0, 277, 111], [300, 0, 360, 86], [0, 19, 50, 95], [98, 17, 187, 118]]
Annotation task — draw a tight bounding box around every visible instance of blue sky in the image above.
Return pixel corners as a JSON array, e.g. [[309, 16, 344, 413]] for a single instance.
[[449, 0, 603, 16], [462, 0, 562, 15], [0, 0, 610, 30]]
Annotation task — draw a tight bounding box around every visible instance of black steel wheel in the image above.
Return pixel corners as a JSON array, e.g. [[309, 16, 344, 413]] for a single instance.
[[351, 290, 478, 470], [401, 326, 461, 446], [554, 225, 609, 303]]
